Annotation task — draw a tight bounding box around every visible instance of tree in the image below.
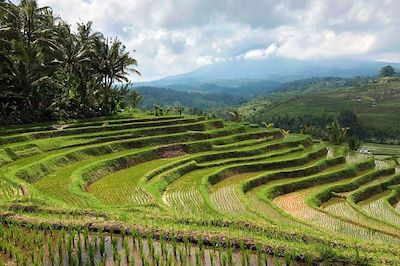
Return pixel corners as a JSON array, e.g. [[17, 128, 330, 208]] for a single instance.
[[347, 137, 362, 151], [154, 104, 160, 116], [174, 102, 184, 115], [92, 37, 141, 114], [0, 0, 56, 121], [325, 120, 349, 145], [379, 65, 396, 77], [228, 110, 242, 123], [129, 89, 143, 108], [0, 0, 140, 123], [338, 110, 365, 139]]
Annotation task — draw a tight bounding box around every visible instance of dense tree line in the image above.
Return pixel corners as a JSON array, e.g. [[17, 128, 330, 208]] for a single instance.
[[0, 0, 140, 124], [262, 110, 399, 144]]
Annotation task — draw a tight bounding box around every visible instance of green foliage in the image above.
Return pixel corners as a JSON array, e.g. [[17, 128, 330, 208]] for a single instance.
[[347, 137, 362, 151], [338, 110, 365, 139], [380, 65, 396, 77], [240, 77, 400, 143], [129, 89, 143, 109], [0, 0, 140, 124], [325, 120, 348, 145], [174, 102, 184, 115], [228, 110, 242, 123]]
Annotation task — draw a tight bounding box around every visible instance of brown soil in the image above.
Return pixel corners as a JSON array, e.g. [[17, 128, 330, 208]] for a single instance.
[[158, 145, 187, 158]]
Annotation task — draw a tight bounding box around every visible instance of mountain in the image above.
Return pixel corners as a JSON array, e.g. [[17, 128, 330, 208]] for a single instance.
[[136, 57, 400, 91]]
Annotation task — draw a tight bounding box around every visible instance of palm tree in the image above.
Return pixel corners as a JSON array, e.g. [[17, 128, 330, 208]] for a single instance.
[[347, 137, 362, 151], [74, 22, 103, 105], [44, 23, 91, 100], [0, 0, 55, 120], [129, 89, 143, 109], [325, 120, 349, 145], [92, 38, 141, 114], [0, 0, 141, 123]]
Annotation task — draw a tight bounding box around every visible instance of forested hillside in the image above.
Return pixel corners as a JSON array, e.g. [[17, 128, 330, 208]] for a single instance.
[[240, 75, 400, 143]]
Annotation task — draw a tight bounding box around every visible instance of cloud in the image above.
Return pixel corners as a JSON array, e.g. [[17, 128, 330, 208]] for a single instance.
[[273, 27, 376, 60], [27, 0, 400, 80], [242, 44, 278, 60]]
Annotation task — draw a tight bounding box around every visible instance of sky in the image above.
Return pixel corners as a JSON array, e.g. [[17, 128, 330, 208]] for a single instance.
[[33, 0, 400, 81]]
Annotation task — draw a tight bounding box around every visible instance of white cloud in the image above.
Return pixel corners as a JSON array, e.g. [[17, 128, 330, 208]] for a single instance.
[[273, 27, 376, 60], [242, 44, 278, 60], [26, 0, 400, 81]]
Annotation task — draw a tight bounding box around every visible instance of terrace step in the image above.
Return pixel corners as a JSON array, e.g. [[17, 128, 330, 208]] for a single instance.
[[0, 115, 185, 137], [273, 168, 400, 244], [0, 117, 213, 146]]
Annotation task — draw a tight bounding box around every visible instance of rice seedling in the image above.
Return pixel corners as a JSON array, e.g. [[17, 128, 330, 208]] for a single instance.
[[124, 238, 130, 263]]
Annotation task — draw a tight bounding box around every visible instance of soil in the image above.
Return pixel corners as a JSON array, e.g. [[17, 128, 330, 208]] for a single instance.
[[158, 145, 187, 158]]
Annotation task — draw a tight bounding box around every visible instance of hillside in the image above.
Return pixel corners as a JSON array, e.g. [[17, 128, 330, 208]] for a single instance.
[[135, 86, 246, 110], [241, 77, 400, 142], [0, 114, 400, 265]]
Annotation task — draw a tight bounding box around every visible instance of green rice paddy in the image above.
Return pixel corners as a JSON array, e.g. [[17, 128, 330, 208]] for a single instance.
[[0, 114, 399, 265]]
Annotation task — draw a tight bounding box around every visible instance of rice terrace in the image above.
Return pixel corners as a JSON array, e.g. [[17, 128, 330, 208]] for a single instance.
[[1, 0, 400, 265], [0, 112, 399, 265]]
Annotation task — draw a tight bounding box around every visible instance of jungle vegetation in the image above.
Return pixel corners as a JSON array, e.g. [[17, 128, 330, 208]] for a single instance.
[[0, 0, 140, 124]]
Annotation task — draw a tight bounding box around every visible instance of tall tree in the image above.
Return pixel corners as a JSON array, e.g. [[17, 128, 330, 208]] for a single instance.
[[338, 110, 365, 139], [92, 38, 140, 114], [379, 65, 396, 77], [0, 0, 140, 123], [0, 0, 55, 121]]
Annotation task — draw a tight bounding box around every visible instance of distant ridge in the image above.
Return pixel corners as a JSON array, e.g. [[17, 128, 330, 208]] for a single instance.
[[137, 57, 400, 89]]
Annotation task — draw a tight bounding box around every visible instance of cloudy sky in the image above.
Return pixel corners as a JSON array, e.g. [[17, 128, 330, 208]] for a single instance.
[[35, 0, 400, 81]]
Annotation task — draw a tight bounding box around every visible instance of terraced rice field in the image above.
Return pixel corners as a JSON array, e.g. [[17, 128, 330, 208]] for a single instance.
[[0, 114, 399, 265], [361, 142, 400, 164]]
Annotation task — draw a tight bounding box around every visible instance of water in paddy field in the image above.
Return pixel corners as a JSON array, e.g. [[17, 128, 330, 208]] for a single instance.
[[374, 160, 391, 170], [345, 152, 369, 164], [0, 226, 302, 266]]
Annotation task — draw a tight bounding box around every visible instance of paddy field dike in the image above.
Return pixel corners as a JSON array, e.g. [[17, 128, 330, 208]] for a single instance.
[[0, 114, 399, 265]]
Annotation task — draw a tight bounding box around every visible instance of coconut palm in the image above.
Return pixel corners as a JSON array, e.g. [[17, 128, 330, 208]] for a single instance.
[[92, 37, 141, 114], [0, 0, 55, 121], [0, 0, 140, 123], [325, 120, 349, 145], [129, 89, 143, 109]]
